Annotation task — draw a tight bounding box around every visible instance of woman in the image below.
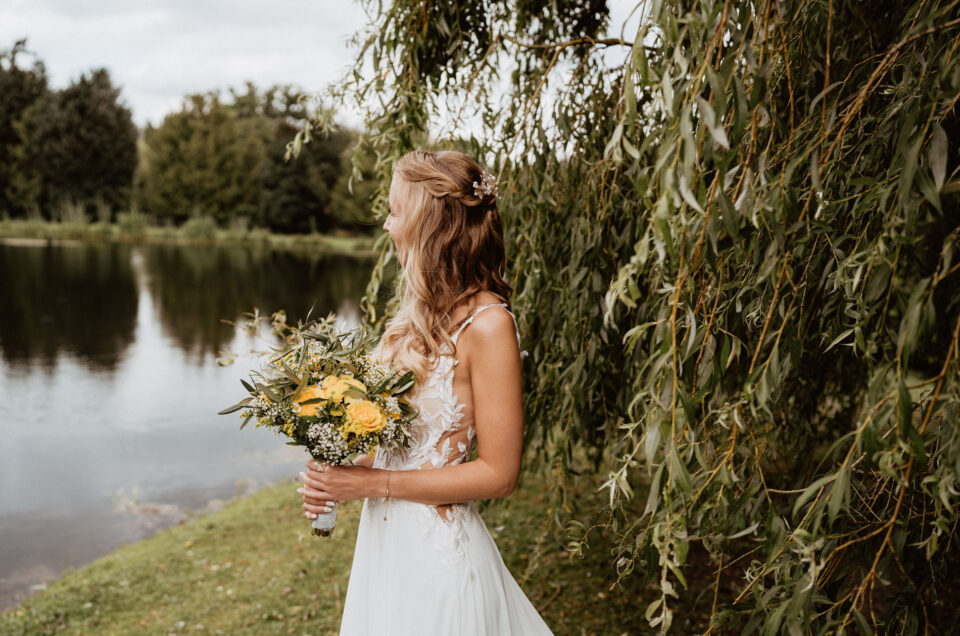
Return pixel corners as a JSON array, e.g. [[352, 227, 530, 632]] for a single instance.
[[297, 150, 554, 634]]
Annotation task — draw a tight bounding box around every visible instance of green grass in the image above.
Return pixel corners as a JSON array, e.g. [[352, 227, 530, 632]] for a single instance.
[[0, 219, 378, 256], [0, 468, 663, 635]]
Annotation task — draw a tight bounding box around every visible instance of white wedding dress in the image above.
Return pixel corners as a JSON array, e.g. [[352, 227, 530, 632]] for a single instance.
[[338, 303, 554, 635]]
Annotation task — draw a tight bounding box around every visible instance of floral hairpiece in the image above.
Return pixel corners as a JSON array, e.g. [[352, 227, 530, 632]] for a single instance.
[[473, 170, 498, 199]]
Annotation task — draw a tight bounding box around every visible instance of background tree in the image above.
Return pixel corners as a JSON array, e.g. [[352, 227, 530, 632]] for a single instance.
[[138, 91, 270, 226], [259, 117, 353, 234], [328, 140, 380, 231], [305, 0, 960, 632], [251, 87, 359, 234], [27, 68, 137, 219], [228, 81, 307, 121], [138, 84, 364, 233], [0, 39, 48, 218]]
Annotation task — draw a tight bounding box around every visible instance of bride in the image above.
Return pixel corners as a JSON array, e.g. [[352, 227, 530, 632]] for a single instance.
[[297, 149, 554, 634]]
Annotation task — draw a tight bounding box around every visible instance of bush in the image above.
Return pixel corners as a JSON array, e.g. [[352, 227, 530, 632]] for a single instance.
[[180, 215, 217, 241], [116, 208, 147, 237], [93, 194, 113, 224], [226, 215, 250, 239], [54, 198, 89, 225]]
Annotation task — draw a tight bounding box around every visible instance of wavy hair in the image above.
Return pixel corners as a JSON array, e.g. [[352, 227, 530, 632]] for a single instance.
[[379, 150, 513, 383]]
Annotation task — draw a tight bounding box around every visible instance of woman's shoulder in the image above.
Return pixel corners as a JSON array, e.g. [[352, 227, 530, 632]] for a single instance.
[[456, 290, 509, 320], [470, 290, 509, 310], [455, 302, 521, 375], [456, 295, 518, 346]]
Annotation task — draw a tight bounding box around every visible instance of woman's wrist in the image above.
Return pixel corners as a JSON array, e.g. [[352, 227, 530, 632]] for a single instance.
[[374, 469, 391, 498]]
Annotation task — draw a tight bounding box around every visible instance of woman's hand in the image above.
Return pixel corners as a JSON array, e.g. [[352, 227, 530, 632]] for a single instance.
[[297, 459, 385, 519]]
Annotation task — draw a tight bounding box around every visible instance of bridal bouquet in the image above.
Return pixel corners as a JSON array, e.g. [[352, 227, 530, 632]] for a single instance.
[[218, 314, 416, 536]]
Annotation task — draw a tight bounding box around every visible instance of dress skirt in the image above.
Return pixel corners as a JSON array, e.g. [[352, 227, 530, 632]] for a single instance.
[[338, 496, 555, 635]]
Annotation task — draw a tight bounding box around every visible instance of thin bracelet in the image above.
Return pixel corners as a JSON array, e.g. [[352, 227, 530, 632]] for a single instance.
[[383, 472, 391, 521]]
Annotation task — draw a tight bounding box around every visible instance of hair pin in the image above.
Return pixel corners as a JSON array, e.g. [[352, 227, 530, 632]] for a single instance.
[[473, 170, 498, 200]]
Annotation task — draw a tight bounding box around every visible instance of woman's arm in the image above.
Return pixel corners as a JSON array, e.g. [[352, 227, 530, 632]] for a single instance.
[[299, 308, 523, 509]]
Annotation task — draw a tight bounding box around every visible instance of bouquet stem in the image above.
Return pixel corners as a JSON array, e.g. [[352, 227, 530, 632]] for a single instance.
[[311, 502, 337, 537]]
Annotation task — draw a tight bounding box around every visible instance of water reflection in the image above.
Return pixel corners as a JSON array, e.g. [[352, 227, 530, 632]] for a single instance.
[[0, 239, 381, 611], [0, 240, 138, 370], [141, 245, 373, 358], [0, 241, 378, 368]]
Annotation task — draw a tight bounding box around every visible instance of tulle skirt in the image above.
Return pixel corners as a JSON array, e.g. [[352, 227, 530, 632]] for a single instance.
[[338, 496, 554, 635]]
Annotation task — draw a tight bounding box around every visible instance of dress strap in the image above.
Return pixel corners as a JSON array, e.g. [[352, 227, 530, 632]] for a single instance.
[[451, 303, 521, 347]]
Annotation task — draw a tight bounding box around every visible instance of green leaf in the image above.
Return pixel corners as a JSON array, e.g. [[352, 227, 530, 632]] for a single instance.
[[852, 607, 872, 636], [908, 425, 927, 464], [644, 464, 665, 516], [343, 385, 367, 400], [824, 328, 853, 352], [662, 68, 674, 114], [645, 597, 662, 621], [827, 466, 849, 524], [669, 442, 692, 496], [257, 384, 282, 403], [604, 122, 624, 162], [792, 473, 836, 519], [695, 96, 730, 149], [726, 521, 760, 540], [218, 397, 252, 415], [897, 377, 913, 435], [644, 418, 662, 468], [899, 135, 923, 211], [678, 174, 704, 214], [897, 278, 929, 363], [929, 124, 947, 190], [916, 167, 941, 212]]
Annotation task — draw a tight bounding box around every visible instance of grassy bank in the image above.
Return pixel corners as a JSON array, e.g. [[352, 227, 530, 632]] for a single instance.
[[0, 219, 379, 256], [0, 467, 674, 635]]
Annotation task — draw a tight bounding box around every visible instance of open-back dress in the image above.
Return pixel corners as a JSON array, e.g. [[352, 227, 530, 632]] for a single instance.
[[338, 303, 554, 635]]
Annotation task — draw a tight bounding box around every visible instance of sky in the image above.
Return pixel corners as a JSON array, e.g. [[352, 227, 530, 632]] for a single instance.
[[0, 0, 370, 128], [1, 0, 643, 131]]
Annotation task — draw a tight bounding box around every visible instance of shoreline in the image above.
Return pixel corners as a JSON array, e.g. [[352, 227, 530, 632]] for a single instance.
[[0, 220, 381, 257], [0, 470, 662, 634], [0, 472, 300, 614]]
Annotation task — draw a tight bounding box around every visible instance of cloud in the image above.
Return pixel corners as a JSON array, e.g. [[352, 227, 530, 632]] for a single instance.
[[0, 0, 367, 128]]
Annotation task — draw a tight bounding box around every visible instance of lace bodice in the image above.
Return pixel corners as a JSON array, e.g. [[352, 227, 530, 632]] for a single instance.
[[373, 303, 522, 473]]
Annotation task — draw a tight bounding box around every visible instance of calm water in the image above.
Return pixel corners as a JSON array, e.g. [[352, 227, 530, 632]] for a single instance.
[[0, 239, 378, 610]]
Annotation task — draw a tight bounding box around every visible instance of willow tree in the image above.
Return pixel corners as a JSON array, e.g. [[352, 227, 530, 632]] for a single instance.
[[297, 0, 960, 632]]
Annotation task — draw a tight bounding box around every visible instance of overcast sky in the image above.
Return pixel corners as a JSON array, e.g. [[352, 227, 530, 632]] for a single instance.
[[0, 0, 370, 128], [1, 1, 641, 131]]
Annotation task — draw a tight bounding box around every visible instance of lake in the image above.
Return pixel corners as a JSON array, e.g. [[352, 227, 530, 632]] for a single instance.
[[0, 238, 380, 610]]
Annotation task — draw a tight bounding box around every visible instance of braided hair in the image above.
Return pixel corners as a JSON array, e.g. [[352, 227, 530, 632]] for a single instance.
[[379, 150, 512, 383]]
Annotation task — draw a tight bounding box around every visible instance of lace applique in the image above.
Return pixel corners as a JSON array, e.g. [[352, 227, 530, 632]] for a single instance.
[[414, 501, 475, 566], [374, 306, 517, 472], [372, 304, 522, 558], [372, 353, 472, 471], [372, 303, 522, 471]]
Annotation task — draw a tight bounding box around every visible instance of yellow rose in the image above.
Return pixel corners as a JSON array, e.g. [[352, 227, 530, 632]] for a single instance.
[[345, 400, 387, 434], [318, 375, 367, 403], [295, 385, 325, 417]]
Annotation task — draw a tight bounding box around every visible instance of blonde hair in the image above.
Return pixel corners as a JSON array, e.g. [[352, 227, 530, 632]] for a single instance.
[[379, 150, 512, 384]]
